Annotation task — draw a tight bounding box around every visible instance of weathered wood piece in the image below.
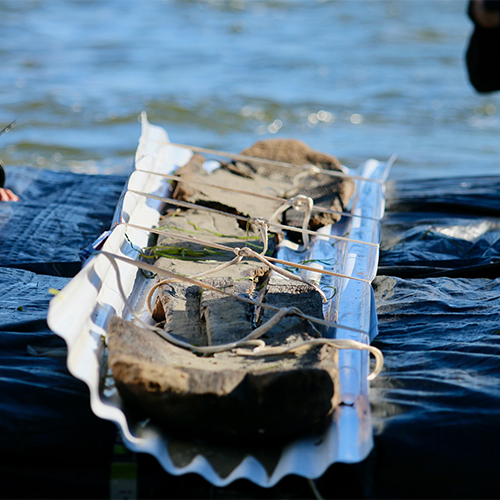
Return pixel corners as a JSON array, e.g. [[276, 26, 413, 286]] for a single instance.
[[199, 277, 253, 346], [107, 138, 351, 443], [170, 139, 355, 239], [152, 282, 207, 347], [107, 278, 339, 443], [227, 139, 355, 235]]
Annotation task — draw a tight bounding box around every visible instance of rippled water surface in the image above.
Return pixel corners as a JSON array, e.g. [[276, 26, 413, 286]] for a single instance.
[[1, 0, 499, 180]]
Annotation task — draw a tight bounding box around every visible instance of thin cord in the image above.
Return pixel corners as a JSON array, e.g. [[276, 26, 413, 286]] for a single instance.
[[97, 250, 384, 379], [144, 139, 384, 184], [133, 167, 380, 222], [307, 479, 325, 500], [127, 189, 379, 248]]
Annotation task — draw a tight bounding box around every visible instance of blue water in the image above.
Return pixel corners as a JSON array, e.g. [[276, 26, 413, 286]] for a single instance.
[[0, 0, 499, 180]]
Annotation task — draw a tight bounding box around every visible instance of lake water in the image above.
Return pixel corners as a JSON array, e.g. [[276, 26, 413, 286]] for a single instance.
[[1, 0, 499, 181]]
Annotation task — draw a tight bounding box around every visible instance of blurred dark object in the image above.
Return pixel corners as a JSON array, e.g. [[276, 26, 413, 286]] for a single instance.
[[484, 0, 500, 11], [0, 119, 17, 138], [466, 0, 500, 92], [0, 120, 17, 191]]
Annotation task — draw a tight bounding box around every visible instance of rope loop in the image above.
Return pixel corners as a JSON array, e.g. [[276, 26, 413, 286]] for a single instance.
[[248, 217, 271, 255], [289, 194, 314, 212], [292, 164, 321, 188], [97, 251, 384, 380], [269, 195, 315, 251]]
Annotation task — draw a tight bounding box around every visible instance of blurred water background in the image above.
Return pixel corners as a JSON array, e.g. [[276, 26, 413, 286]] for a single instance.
[[0, 0, 499, 180]]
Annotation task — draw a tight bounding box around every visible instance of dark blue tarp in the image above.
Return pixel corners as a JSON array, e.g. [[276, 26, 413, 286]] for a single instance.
[[369, 275, 500, 499], [0, 167, 127, 498], [364, 176, 500, 498], [380, 176, 500, 278], [2, 169, 500, 498], [0, 268, 115, 499], [0, 167, 126, 276]]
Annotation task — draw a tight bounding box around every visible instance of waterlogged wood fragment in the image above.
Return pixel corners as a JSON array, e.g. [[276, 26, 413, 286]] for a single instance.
[[107, 138, 352, 443], [199, 277, 253, 346], [107, 315, 339, 443], [156, 282, 206, 347]]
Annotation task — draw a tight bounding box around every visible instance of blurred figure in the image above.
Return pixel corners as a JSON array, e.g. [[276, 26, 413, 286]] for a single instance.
[[466, 0, 500, 92], [0, 120, 19, 202], [0, 160, 19, 202], [0, 188, 19, 202]]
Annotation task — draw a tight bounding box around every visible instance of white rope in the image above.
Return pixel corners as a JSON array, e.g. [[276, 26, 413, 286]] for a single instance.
[[269, 195, 314, 251], [126, 189, 379, 248], [144, 140, 385, 184], [123, 221, 372, 284], [249, 217, 270, 255], [282, 165, 321, 198], [97, 251, 384, 380]]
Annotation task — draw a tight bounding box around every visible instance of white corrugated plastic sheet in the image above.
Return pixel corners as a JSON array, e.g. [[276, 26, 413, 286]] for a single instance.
[[47, 113, 392, 487]]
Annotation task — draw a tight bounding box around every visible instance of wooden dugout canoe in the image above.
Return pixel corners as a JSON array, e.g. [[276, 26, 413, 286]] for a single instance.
[[48, 113, 392, 487]]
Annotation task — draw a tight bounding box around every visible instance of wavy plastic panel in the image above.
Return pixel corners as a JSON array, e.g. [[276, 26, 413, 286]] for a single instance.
[[48, 113, 391, 487]]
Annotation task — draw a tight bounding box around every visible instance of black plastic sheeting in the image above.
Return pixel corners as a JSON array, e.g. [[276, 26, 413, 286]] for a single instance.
[[369, 275, 500, 499], [364, 176, 500, 498], [380, 176, 500, 278], [0, 167, 126, 276], [0, 167, 126, 498], [2, 170, 500, 498], [0, 268, 116, 499]]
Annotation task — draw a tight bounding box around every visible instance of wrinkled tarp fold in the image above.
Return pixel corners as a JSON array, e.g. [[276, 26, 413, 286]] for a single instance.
[[0, 167, 126, 275], [380, 176, 500, 278]]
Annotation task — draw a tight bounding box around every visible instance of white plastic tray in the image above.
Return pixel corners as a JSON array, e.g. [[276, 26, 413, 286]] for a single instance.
[[48, 113, 392, 487]]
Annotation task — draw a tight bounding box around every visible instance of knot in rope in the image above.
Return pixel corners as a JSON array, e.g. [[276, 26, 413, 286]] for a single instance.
[[270, 195, 314, 252], [282, 164, 322, 198], [289, 194, 314, 213], [237, 246, 327, 303], [292, 164, 321, 187], [248, 217, 271, 255], [233, 246, 251, 258]]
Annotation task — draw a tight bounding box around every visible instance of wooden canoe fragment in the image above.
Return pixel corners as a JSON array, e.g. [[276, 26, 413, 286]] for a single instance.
[[107, 279, 340, 443], [107, 139, 352, 443]]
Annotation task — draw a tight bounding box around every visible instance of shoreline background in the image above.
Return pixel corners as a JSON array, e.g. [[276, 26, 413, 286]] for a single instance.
[[0, 0, 498, 181]]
